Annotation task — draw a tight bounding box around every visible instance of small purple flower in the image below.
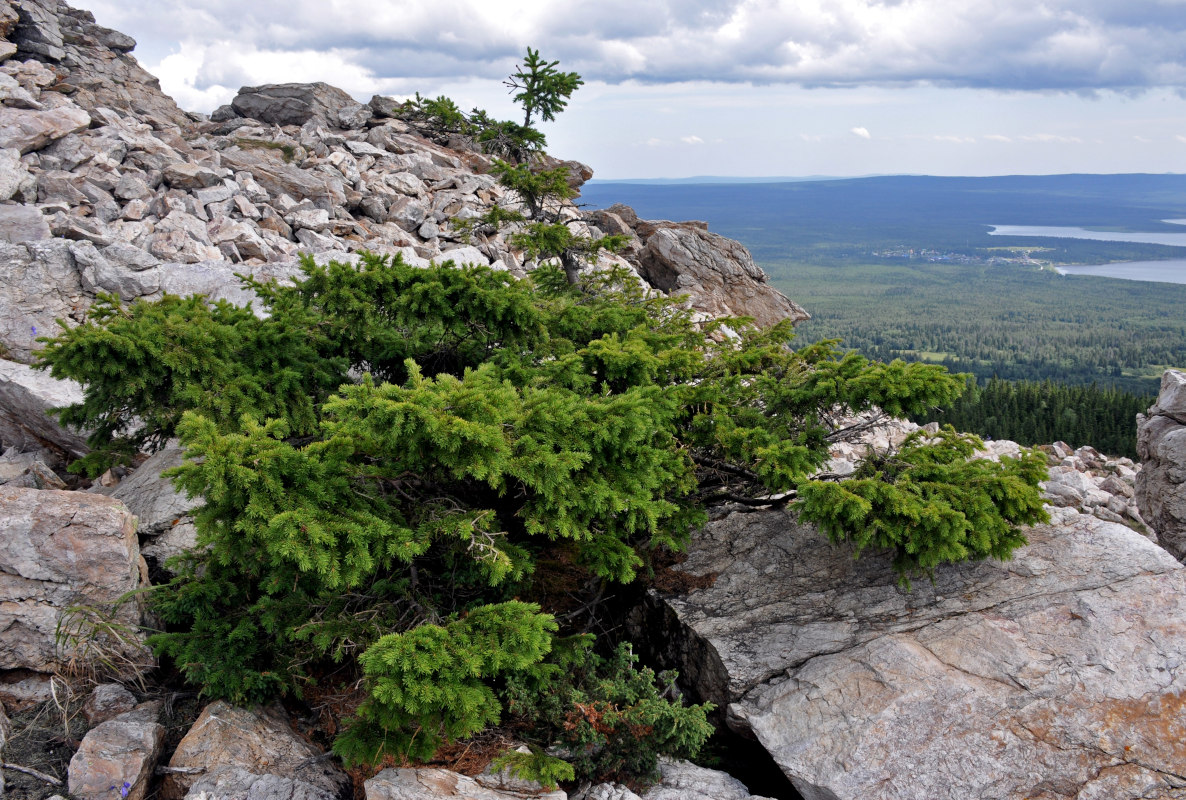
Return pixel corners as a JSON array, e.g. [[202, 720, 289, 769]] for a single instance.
[[30, 325, 36, 337], [121, 782, 132, 798]]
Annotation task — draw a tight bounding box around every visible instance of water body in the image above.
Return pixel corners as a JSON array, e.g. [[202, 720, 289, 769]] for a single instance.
[[987, 222, 1186, 284], [987, 224, 1186, 248], [1053, 260, 1186, 284]]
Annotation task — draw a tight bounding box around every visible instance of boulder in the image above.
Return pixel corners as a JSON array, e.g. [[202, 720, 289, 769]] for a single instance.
[[184, 768, 345, 800], [221, 147, 335, 207], [12, 0, 66, 61], [0, 358, 87, 465], [111, 446, 200, 535], [0, 103, 92, 154], [82, 682, 138, 725], [0, 203, 51, 242], [1138, 370, 1186, 561], [68, 701, 164, 800], [628, 216, 809, 329], [567, 759, 778, 800], [0, 239, 88, 363], [0, 147, 35, 200], [636, 507, 1186, 800], [364, 768, 565, 800], [0, 486, 150, 676], [163, 701, 349, 800], [231, 83, 360, 129]]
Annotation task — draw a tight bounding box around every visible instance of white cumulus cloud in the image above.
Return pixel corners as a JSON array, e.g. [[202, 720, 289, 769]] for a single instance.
[[851, 126, 871, 139], [67, 0, 1186, 103]]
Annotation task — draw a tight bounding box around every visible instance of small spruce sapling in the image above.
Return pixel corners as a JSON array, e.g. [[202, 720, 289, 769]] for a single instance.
[[505, 47, 584, 129]]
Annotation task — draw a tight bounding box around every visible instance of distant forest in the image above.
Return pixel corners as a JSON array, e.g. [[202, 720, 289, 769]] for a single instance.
[[915, 378, 1150, 460], [582, 174, 1186, 455]]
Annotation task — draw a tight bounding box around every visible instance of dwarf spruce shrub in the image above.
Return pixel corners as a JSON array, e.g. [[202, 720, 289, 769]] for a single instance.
[[38, 251, 1046, 784]]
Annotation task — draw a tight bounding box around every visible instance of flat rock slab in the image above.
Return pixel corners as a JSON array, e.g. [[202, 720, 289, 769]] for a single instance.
[[643, 508, 1186, 800], [365, 768, 565, 800], [0, 486, 149, 674]]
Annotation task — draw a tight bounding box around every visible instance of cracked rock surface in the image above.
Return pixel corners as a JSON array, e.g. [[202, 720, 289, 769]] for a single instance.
[[1139, 369, 1186, 562], [639, 505, 1186, 800]]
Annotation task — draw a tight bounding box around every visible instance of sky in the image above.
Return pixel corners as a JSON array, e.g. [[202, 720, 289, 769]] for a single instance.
[[68, 0, 1186, 179]]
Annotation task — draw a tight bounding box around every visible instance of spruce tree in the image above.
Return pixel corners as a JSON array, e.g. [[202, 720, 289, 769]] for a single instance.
[[38, 252, 1047, 784]]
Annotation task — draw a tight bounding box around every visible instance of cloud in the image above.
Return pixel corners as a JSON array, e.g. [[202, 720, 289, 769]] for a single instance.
[[67, 0, 1186, 108], [984, 134, 1014, 143], [681, 135, 705, 144], [1018, 133, 1084, 143], [931, 135, 976, 143], [851, 126, 871, 139]]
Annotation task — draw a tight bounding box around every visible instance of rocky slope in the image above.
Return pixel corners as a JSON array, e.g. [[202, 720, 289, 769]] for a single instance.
[[0, 0, 803, 370]]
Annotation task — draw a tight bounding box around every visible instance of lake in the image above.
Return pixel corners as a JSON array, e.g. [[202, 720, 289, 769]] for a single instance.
[[987, 223, 1186, 284], [1054, 260, 1186, 284], [987, 224, 1186, 247]]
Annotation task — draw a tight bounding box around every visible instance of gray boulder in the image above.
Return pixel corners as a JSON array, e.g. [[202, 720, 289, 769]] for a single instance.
[[111, 446, 199, 536], [0, 203, 50, 242], [0, 103, 92, 154], [636, 507, 1186, 800], [364, 768, 564, 800], [0, 358, 87, 465], [163, 701, 349, 800], [1138, 369, 1186, 561], [68, 701, 165, 800], [593, 204, 809, 329], [231, 83, 360, 129], [0, 239, 87, 363], [0, 486, 151, 676]]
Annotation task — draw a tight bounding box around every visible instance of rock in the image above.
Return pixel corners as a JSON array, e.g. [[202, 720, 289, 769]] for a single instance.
[[0, 103, 92, 154], [12, 0, 66, 61], [337, 102, 372, 130], [0, 147, 35, 200], [209, 104, 239, 123], [364, 768, 565, 800], [68, 702, 164, 800], [286, 207, 331, 232], [636, 508, 1186, 800], [0, 696, 9, 796], [0, 204, 50, 242], [110, 447, 200, 535], [368, 94, 403, 118], [2, 458, 66, 489], [0, 670, 53, 711], [163, 162, 224, 190], [474, 746, 562, 795], [640, 760, 776, 800], [141, 517, 198, 574], [82, 682, 138, 725], [231, 83, 360, 129], [0, 486, 151, 676], [634, 220, 809, 328], [0, 71, 43, 109], [0, 358, 87, 465], [163, 701, 349, 800], [0, 240, 88, 362], [184, 768, 343, 800], [1138, 370, 1186, 561], [221, 148, 336, 207]]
